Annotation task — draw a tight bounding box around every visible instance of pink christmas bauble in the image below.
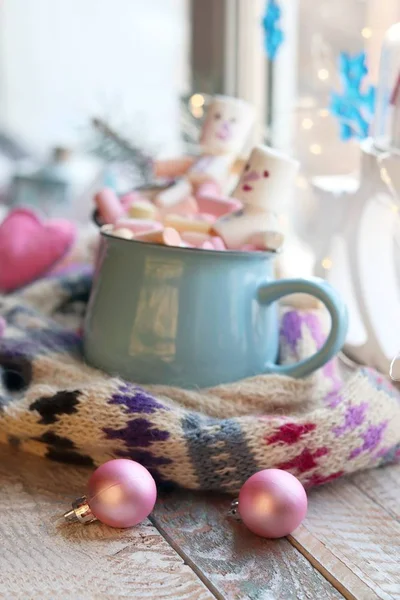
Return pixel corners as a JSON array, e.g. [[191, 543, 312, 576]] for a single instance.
[[238, 469, 307, 538], [87, 459, 157, 528]]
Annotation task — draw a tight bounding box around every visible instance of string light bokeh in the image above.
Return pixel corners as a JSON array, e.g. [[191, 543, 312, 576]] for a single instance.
[[181, 1, 400, 277]]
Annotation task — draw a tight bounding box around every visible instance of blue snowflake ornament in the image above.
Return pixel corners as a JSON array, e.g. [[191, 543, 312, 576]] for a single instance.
[[262, 0, 284, 61], [330, 51, 376, 141], [339, 52, 368, 90]]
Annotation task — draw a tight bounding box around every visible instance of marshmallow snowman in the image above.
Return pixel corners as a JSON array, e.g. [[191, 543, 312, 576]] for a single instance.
[[198, 95, 256, 156], [213, 144, 299, 249], [156, 95, 255, 208], [231, 145, 299, 212]]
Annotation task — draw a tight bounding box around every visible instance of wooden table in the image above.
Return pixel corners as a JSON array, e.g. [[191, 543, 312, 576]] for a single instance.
[[0, 444, 399, 600]]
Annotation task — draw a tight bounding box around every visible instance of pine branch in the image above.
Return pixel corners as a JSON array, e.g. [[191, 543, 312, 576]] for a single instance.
[[90, 117, 154, 185]]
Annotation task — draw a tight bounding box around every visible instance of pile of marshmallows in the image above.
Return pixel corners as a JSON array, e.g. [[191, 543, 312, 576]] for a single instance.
[[96, 182, 243, 251], [95, 95, 299, 253]]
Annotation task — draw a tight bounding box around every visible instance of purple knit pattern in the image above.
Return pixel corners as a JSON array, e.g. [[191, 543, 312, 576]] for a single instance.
[[103, 385, 172, 481], [333, 403, 368, 437], [280, 310, 343, 405], [108, 384, 168, 414], [349, 421, 388, 459], [280, 311, 303, 352]]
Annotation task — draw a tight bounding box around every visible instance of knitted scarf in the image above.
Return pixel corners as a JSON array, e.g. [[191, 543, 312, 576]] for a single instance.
[[0, 267, 399, 493]]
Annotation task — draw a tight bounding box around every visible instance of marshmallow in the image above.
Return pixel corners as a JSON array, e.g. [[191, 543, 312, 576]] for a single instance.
[[128, 199, 158, 220], [212, 210, 261, 249], [245, 229, 284, 252], [163, 214, 212, 234], [210, 236, 226, 251], [180, 232, 212, 247], [95, 188, 125, 225], [201, 241, 215, 250], [232, 145, 299, 213], [155, 95, 255, 208], [197, 213, 217, 223], [199, 95, 255, 156], [155, 178, 193, 208], [187, 154, 236, 187], [134, 227, 182, 247], [213, 210, 284, 250], [120, 191, 147, 209], [159, 195, 198, 217], [196, 192, 243, 218], [240, 244, 259, 252], [114, 218, 162, 234], [212, 145, 296, 250], [111, 227, 134, 240], [195, 181, 222, 197], [179, 232, 226, 251]]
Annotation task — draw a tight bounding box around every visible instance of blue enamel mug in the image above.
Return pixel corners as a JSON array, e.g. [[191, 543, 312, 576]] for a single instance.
[[83, 232, 348, 388]]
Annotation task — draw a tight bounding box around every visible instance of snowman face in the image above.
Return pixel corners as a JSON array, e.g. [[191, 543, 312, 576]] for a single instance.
[[232, 145, 299, 211], [240, 159, 270, 193], [200, 96, 255, 155]]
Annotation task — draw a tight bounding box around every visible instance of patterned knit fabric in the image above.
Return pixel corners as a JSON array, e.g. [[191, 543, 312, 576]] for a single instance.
[[0, 267, 399, 493]]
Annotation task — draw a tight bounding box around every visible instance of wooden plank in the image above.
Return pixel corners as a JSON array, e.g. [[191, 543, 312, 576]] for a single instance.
[[290, 468, 400, 600], [0, 445, 215, 600], [352, 464, 400, 521], [152, 491, 343, 600]]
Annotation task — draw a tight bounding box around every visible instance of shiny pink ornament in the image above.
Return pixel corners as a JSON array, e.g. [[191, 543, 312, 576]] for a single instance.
[[236, 469, 307, 538], [63, 459, 157, 528]]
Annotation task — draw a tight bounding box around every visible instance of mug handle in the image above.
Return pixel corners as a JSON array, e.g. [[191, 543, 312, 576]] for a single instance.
[[258, 277, 348, 378]]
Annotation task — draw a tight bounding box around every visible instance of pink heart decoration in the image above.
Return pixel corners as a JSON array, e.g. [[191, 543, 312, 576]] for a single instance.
[[0, 208, 76, 292]]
